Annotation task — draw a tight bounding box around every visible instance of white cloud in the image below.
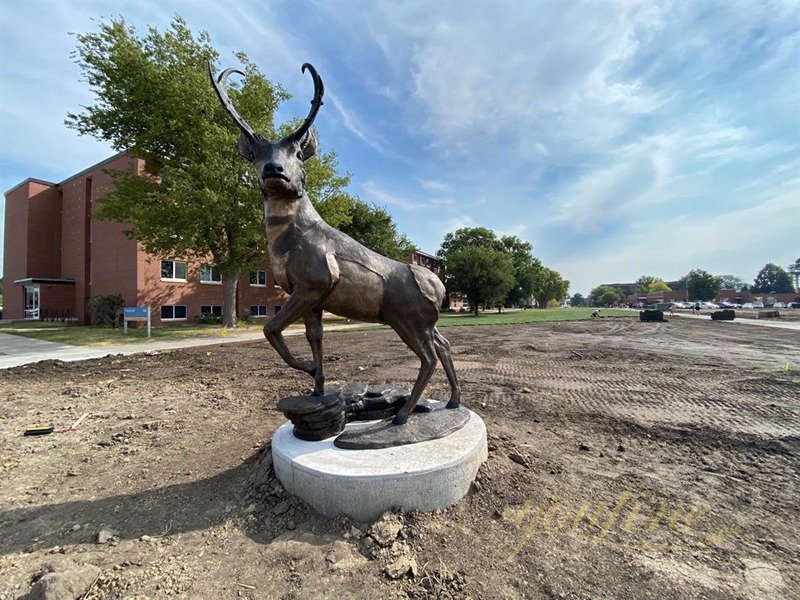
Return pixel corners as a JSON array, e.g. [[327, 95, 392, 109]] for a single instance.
[[550, 144, 661, 233], [0, 2, 117, 174], [362, 180, 414, 209], [328, 94, 389, 155], [496, 223, 527, 238], [363, 180, 461, 212], [418, 178, 452, 193], [552, 183, 800, 294], [442, 214, 476, 234], [400, 3, 666, 156], [548, 122, 797, 233]]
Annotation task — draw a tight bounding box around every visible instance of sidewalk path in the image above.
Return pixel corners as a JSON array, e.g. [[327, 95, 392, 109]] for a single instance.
[[0, 333, 109, 369], [669, 311, 800, 331], [0, 323, 373, 370]]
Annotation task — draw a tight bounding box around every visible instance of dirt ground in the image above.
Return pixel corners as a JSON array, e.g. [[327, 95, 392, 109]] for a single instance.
[[1, 317, 798, 599]]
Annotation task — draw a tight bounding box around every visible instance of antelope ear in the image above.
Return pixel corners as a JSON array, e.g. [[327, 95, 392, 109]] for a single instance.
[[236, 132, 255, 162], [300, 130, 318, 161]]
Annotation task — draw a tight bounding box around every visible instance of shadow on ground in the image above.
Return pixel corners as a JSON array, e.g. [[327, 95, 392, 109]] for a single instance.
[[0, 453, 266, 556]]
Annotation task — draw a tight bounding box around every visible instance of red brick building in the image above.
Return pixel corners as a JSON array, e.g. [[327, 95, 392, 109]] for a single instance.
[[409, 250, 469, 310], [410, 250, 441, 275], [3, 153, 287, 325]]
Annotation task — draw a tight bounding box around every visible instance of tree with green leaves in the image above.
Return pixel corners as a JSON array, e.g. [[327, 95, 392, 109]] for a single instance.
[[752, 263, 795, 293], [649, 280, 671, 292], [590, 285, 623, 307], [570, 293, 586, 307], [634, 275, 671, 293], [675, 269, 722, 301], [437, 227, 501, 258], [531, 267, 570, 308], [445, 246, 515, 315], [66, 16, 357, 327], [437, 227, 502, 310], [338, 201, 416, 262], [499, 236, 543, 307], [437, 227, 563, 309], [634, 275, 658, 294], [718, 274, 748, 292]]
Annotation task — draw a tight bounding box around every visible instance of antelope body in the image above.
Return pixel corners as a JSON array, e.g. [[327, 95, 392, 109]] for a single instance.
[[210, 62, 460, 424]]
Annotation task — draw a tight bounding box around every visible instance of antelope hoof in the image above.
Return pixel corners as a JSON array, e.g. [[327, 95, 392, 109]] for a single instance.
[[392, 414, 408, 425], [445, 399, 460, 409]]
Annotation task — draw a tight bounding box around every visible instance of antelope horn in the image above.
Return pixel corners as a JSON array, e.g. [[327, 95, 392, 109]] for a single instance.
[[207, 61, 257, 143], [285, 63, 324, 143]]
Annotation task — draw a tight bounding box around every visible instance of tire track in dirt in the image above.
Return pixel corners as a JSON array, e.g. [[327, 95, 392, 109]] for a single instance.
[[453, 357, 800, 438]]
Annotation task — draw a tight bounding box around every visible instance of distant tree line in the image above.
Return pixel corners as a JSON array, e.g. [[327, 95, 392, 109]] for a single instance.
[[588, 259, 799, 306]]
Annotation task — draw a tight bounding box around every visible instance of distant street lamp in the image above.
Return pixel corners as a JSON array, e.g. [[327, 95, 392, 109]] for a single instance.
[[788, 265, 799, 292]]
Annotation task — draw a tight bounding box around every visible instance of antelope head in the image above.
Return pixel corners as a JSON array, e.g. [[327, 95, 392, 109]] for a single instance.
[[209, 62, 324, 199]]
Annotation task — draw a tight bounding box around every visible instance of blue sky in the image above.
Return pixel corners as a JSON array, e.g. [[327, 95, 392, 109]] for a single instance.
[[1, 0, 798, 295]]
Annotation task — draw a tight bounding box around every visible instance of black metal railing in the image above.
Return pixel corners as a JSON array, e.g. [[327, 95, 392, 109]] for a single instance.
[[39, 308, 76, 324]]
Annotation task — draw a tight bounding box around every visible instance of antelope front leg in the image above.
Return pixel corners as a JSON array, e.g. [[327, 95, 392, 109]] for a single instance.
[[304, 308, 325, 395], [263, 293, 323, 379]]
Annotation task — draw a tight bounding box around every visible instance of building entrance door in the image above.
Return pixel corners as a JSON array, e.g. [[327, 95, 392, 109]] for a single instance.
[[24, 285, 40, 319]]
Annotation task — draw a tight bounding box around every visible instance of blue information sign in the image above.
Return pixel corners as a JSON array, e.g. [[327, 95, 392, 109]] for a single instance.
[[124, 307, 149, 319], [123, 306, 151, 337]]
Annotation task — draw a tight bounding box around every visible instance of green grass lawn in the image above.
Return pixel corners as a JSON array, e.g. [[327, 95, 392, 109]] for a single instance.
[[0, 308, 637, 346], [0, 320, 264, 346], [331, 307, 639, 332], [436, 307, 638, 327]]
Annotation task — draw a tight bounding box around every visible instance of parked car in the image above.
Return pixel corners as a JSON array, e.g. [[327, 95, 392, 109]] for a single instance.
[[699, 302, 719, 309], [718, 301, 738, 308], [742, 302, 764, 309], [788, 302, 800, 309], [772, 302, 786, 309]]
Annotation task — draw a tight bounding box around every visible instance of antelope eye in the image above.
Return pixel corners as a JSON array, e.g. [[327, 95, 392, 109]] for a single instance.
[[296, 151, 304, 160]]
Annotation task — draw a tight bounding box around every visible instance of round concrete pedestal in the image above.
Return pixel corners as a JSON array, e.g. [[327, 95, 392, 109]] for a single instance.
[[272, 410, 487, 523]]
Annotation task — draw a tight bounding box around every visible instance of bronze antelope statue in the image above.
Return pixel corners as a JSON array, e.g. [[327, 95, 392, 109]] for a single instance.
[[209, 62, 460, 425]]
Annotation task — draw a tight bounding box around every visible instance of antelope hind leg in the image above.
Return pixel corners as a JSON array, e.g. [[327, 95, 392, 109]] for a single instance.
[[392, 328, 438, 425], [434, 327, 461, 408]]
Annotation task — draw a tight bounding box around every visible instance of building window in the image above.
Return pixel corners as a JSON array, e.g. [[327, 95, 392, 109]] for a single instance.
[[200, 264, 222, 284], [250, 270, 267, 286], [249, 305, 268, 317], [161, 259, 187, 281], [161, 305, 187, 320], [200, 305, 222, 317]]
